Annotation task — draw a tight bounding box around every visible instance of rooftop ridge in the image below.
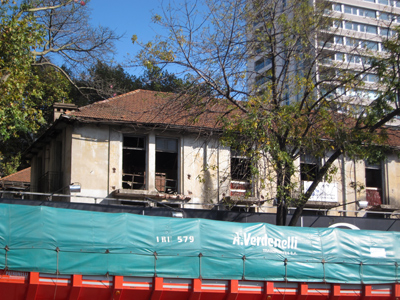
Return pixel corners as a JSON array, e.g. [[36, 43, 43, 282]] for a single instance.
[[65, 90, 142, 113], [69, 89, 174, 113]]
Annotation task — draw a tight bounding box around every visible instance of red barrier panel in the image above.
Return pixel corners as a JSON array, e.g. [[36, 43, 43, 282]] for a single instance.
[[0, 269, 398, 300]]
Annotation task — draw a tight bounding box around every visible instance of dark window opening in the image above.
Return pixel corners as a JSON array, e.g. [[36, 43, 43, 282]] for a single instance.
[[300, 155, 319, 181], [156, 138, 178, 193], [231, 157, 251, 181], [231, 152, 252, 197], [124, 136, 145, 148], [365, 162, 383, 206], [300, 163, 319, 181], [365, 166, 382, 189], [122, 136, 146, 190]]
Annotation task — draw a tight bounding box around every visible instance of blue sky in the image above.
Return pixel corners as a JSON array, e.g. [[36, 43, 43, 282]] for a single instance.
[[89, 0, 164, 75]]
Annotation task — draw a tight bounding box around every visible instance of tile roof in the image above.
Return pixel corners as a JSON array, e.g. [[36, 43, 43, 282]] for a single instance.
[[63, 89, 400, 148], [384, 127, 400, 148], [66, 89, 228, 130], [0, 167, 31, 183]]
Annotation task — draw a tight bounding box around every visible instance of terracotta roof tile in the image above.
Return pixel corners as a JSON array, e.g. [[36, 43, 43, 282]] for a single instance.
[[67, 89, 228, 130], [65, 89, 400, 148], [385, 127, 400, 148], [1, 167, 31, 183]]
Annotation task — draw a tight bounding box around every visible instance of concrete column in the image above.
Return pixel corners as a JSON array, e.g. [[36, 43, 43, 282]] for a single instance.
[[147, 132, 156, 191]]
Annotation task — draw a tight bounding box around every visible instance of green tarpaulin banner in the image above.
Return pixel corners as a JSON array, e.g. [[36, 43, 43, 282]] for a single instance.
[[0, 203, 398, 283]]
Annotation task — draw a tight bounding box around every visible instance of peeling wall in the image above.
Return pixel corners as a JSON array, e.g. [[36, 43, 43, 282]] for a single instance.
[[70, 124, 110, 202], [65, 125, 231, 205], [181, 135, 230, 208], [255, 152, 400, 216], [29, 121, 400, 215], [385, 153, 400, 208]]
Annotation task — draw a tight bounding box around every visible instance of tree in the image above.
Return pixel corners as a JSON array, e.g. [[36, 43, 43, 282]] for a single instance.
[[30, 0, 119, 75], [135, 0, 400, 225], [69, 61, 143, 106], [0, 2, 48, 175], [69, 62, 195, 106], [0, 0, 118, 175], [0, 0, 119, 128], [0, 1, 46, 141], [139, 66, 191, 92]]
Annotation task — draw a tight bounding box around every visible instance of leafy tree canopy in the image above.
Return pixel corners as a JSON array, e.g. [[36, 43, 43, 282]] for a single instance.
[[0, 0, 117, 176], [70, 61, 195, 105], [0, 0, 118, 138], [0, 1, 47, 140]]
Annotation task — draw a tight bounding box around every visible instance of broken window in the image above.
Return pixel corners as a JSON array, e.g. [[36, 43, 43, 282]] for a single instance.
[[156, 137, 178, 193], [300, 154, 319, 181], [231, 151, 252, 197], [122, 136, 146, 189], [365, 161, 383, 206]]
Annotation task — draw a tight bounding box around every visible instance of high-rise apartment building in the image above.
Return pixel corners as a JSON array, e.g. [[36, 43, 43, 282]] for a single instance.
[[248, 0, 400, 125], [324, 0, 399, 120]]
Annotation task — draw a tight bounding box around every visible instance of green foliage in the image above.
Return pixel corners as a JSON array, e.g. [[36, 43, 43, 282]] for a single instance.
[[32, 63, 72, 127], [0, 2, 46, 140], [0, 142, 26, 177], [0, 0, 119, 175], [0, 1, 73, 175], [139, 66, 190, 92], [70, 61, 142, 105], [131, 34, 138, 44], [70, 62, 193, 105]]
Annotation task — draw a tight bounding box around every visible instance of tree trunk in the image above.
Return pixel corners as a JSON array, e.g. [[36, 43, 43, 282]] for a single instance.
[[275, 167, 291, 226], [276, 201, 287, 225]]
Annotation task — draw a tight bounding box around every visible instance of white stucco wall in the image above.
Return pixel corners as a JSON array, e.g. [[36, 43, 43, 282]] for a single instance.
[[70, 124, 110, 203], [108, 128, 123, 195], [386, 153, 400, 208], [180, 134, 230, 208]]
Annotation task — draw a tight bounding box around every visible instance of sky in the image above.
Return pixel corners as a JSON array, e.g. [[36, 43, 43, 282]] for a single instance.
[[88, 0, 165, 75]]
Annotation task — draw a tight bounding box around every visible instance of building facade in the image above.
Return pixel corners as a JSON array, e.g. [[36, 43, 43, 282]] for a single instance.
[[27, 90, 232, 209], [25, 90, 400, 217]]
